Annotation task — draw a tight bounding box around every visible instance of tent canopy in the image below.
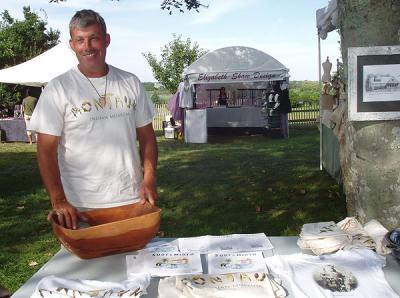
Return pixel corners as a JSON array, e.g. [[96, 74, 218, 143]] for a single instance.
[[0, 42, 78, 87], [183, 46, 289, 85]]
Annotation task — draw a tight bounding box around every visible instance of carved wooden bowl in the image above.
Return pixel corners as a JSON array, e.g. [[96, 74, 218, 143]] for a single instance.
[[50, 202, 161, 259]]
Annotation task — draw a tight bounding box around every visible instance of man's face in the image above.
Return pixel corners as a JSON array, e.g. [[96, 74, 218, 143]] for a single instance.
[[69, 23, 110, 76]]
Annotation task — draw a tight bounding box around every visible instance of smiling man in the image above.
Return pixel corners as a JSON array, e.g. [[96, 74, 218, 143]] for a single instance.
[[30, 9, 158, 230]]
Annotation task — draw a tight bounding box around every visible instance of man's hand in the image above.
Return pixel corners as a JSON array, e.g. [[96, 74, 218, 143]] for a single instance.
[[139, 176, 157, 206], [47, 200, 88, 230]]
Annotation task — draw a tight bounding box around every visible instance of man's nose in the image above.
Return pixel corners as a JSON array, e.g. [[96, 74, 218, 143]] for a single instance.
[[83, 39, 92, 50]]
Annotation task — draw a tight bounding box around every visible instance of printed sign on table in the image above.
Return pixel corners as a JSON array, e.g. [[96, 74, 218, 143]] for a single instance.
[[126, 252, 203, 277], [208, 251, 266, 274]]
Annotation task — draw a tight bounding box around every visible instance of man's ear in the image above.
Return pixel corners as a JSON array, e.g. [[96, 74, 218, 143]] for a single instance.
[[69, 39, 76, 52], [105, 33, 111, 48]]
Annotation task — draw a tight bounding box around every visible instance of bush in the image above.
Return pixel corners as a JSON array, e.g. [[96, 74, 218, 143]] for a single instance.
[[151, 91, 161, 103], [289, 81, 320, 103]]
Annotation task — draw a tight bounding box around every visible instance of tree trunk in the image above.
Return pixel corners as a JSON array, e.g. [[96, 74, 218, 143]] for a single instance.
[[338, 0, 400, 229]]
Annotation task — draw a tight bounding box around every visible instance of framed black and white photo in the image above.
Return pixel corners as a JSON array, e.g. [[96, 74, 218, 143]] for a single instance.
[[348, 45, 400, 121]]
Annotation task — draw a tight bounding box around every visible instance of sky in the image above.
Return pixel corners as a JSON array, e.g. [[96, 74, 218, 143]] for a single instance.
[[1, 0, 341, 82]]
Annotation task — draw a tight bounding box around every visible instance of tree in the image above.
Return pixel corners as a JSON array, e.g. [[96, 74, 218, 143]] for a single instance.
[[142, 34, 207, 93], [289, 81, 320, 104], [337, 0, 400, 229], [160, 0, 207, 14], [0, 7, 59, 112]]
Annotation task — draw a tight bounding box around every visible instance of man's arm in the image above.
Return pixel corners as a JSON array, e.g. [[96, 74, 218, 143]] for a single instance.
[[37, 133, 85, 229], [136, 123, 158, 206]]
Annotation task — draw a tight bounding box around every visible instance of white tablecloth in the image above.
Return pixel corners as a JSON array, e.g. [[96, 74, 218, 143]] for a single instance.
[[11, 237, 400, 298], [184, 109, 207, 143], [206, 107, 266, 128]]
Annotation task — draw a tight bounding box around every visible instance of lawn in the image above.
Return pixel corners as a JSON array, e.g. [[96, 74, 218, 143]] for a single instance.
[[0, 128, 347, 293]]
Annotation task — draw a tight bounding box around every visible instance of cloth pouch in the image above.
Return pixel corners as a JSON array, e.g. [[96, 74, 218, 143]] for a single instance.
[[337, 217, 376, 251], [298, 221, 351, 255], [363, 219, 391, 255]]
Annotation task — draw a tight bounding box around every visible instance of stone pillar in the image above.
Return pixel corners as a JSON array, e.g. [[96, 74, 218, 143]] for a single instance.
[[338, 0, 400, 229]]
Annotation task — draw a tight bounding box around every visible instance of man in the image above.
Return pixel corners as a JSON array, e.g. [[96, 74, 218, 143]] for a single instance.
[[30, 9, 158, 230], [21, 88, 38, 144]]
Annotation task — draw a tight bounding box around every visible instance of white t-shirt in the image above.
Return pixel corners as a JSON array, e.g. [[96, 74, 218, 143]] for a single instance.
[[158, 271, 287, 298], [31, 274, 151, 297], [267, 249, 399, 298], [30, 65, 156, 208]]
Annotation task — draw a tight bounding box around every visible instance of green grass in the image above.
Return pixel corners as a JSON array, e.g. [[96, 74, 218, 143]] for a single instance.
[[0, 128, 346, 293]]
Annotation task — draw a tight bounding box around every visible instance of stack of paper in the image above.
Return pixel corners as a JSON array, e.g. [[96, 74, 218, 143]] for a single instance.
[[179, 233, 274, 254], [137, 241, 179, 255]]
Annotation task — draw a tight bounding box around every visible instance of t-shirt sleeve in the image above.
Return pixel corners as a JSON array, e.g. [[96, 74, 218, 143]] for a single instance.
[[29, 80, 65, 136], [134, 78, 156, 128]]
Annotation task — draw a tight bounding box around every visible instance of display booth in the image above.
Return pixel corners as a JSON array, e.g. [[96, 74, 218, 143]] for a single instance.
[[179, 46, 290, 142]]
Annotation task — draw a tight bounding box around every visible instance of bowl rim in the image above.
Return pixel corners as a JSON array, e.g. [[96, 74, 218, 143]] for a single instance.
[[50, 204, 161, 237]]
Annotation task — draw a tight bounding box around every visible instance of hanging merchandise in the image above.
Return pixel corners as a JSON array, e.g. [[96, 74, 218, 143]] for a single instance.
[[178, 79, 194, 108]]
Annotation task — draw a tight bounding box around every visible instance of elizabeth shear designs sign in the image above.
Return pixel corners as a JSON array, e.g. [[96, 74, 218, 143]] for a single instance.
[[191, 71, 286, 83]]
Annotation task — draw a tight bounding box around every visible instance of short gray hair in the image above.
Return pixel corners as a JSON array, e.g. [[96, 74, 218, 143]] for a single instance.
[[69, 9, 107, 37]]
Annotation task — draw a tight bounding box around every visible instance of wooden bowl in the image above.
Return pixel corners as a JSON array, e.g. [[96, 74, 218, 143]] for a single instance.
[[50, 202, 161, 259]]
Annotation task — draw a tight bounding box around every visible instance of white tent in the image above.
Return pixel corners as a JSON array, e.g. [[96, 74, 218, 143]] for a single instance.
[[183, 46, 289, 85], [180, 46, 290, 143], [0, 42, 78, 87]]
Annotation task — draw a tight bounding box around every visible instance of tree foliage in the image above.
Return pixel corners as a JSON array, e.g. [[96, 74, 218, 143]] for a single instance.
[[161, 0, 206, 14], [0, 7, 59, 113], [289, 81, 320, 105], [142, 34, 207, 93]]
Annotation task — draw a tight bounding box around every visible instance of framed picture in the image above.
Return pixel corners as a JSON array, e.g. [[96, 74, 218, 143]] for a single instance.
[[348, 45, 400, 121]]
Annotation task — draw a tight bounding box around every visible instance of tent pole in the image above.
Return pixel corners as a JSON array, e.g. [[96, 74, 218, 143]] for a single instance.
[[318, 33, 323, 171]]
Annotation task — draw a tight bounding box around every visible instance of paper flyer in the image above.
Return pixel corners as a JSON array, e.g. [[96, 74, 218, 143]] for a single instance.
[[207, 251, 266, 274], [126, 252, 203, 277], [179, 233, 274, 253], [137, 241, 179, 254]]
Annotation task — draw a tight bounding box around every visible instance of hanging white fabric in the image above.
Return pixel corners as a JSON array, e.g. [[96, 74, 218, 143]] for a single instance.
[[316, 0, 338, 40]]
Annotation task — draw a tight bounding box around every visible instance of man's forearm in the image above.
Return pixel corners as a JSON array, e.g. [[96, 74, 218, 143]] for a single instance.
[[137, 124, 158, 181], [142, 135, 157, 181], [36, 133, 67, 208], [142, 141, 158, 180]]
